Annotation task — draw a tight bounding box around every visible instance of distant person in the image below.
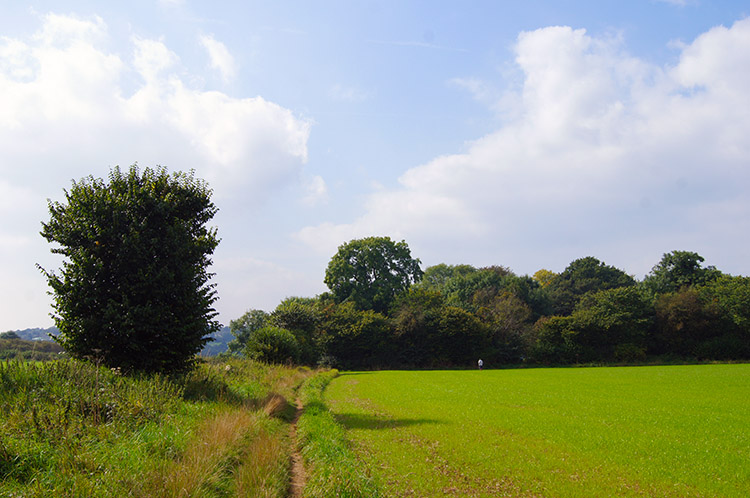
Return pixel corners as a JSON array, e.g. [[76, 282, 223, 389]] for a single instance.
[[478, 359, 483, 370]]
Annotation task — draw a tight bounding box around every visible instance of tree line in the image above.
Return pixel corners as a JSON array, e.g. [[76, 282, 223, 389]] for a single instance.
[[39, 166, 748, 374], [230, 237, 750, 369]]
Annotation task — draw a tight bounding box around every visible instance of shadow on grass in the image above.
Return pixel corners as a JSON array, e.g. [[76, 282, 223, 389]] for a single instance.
[[335, 412, 442, 430]]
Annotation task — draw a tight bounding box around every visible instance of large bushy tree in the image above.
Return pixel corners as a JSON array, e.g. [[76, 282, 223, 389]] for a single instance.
[[39, 165, 220, 373], [547, 257, 635, 315], [570, 286, 654, 362], [652, 288, 723, 357], [270, 297, 322, 363], [643, 250, 721, 295], [317, 302, 390, 369], [442, 265, 511, 311], [419, 263, 477, 290], [324, 236, 423, 314]]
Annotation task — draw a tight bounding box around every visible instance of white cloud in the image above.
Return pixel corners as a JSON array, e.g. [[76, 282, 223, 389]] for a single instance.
[[199, 34, 236, 83], [33, 12, 107, 46], [132, 36, 178, 82], [299, 19, 750, 276], [0, 13, 311, 329], [0, 13, 310, 196]]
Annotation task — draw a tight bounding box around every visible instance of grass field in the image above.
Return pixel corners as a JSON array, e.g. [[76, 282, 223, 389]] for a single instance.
[[325, 364, 750, 498]]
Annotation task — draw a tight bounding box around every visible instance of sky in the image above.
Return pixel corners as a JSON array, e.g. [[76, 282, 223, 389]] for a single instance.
[[2, 1, 750, 330]]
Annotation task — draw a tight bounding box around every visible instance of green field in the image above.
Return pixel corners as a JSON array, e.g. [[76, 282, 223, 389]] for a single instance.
[[326, 364, 750, 497]]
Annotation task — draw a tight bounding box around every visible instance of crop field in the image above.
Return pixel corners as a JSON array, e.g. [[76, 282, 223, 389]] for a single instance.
[[325, 364, 750, 498]]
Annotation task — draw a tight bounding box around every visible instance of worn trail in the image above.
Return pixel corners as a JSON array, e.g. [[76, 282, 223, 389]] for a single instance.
[[288, 397, 307, 498]]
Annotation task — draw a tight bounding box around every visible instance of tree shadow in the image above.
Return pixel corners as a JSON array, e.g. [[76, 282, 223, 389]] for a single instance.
[[335, 412, 442, 430]]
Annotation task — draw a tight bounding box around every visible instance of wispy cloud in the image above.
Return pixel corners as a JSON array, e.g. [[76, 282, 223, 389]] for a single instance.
[[199, 34, 236, 83]]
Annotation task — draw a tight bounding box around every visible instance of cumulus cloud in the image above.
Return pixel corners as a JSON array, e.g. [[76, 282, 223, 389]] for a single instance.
[[0, 12, 310, 328], [0, 13, 310, 194], [298, 19, 750, 275], [199, 34, 236, 83], [132, 36, 178, 82]]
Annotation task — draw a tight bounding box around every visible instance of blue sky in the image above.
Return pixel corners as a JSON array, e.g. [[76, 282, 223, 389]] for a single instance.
[[2, 1, 750, 330]]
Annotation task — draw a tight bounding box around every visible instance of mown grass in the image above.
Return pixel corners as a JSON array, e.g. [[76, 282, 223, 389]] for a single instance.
[[296, 370, 382, 498], [325, 364, 750, 498], [0, 357, 313, 497]]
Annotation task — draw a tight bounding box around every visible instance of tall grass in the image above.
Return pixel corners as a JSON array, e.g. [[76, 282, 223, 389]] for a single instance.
[[234, 420, 291, 497], [0, 359, 190, 497], [296, 370, 381, 498], [0, 357, 314, 497], [144, 408, 261, 497]]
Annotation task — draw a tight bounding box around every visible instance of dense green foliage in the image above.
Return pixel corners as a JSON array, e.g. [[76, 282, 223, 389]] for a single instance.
[[324, 236, 423, 313], [228, 310, 269, 354], [547, 256, 636, 315], [39, 165, 220, 374], [235, 241, 749, 369], [643, 250, 721, 294], [326, 365, 750, 497], [0, 337, 64, 361], [244, 325, 301, 364]]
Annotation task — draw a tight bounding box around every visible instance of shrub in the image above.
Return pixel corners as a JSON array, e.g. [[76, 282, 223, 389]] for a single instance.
[[244, 326, 300, 364]]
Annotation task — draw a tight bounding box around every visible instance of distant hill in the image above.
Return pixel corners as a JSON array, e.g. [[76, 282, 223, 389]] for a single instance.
[[3, 325, 231, 357], [201, 326, 233, 356], [4, 327, 59, 341]]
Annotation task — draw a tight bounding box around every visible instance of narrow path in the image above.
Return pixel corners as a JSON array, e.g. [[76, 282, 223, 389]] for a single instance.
[[288, 397, 306, 498]]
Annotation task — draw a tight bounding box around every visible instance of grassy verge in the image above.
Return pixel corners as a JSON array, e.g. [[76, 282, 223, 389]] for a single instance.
[[0, 357, 313, 497], [296, 370, 381, 498]]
